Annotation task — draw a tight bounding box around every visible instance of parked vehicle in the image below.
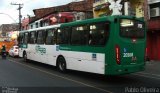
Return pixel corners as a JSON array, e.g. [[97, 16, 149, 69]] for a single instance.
[[8, 46, 19, 57]]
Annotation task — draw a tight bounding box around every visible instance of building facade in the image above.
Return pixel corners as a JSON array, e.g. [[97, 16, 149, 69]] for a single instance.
[[21, 0, 94, 30], [22, 18, 29, 30], [147, 0, 160, 60], [0, 24, 19, 41], [93, 0, 146, 18]]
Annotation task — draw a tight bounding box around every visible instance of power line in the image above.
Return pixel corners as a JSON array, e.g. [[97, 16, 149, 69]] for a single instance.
[[11, 3, 23, 31], [0, 13, 17, 23]]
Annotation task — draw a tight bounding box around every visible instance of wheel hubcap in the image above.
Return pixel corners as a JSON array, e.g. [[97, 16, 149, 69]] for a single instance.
[[59, 62, 64, 71], [24, 54, 27, 61]]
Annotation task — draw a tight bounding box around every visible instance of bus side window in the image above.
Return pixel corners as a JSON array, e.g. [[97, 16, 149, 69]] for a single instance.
[[46, 29, 55, 45], [57, 28, 70, 44], [29, 31, 36, 44], [61, 28, 70, 44], [57, 29, 62, 44], [24, 32, 29, 44], [37, 30, 45, 44], [34, 32, 37, 44], [19, 33, 24, 44], [71, 25, 88, 45], [89, 22, 109, 46]]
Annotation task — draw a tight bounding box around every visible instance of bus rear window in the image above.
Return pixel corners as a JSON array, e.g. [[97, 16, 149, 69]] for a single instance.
[[120, 19, 145, 38]]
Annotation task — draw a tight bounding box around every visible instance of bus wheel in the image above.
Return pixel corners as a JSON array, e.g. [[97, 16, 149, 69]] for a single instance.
[[23, 53, 27, 62], [57, 57, 67, 72]]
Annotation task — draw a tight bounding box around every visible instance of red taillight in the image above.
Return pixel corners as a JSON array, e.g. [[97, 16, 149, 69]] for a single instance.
[[145, 47, 148, 60], [115, 45, 121, 65], [145, 48, 148, 56]]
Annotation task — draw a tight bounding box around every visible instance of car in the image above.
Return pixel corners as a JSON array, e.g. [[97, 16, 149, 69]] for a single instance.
[[8, 46, 19, 57]]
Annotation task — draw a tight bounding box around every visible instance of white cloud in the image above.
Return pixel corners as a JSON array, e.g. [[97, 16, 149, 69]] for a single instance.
[[0, 0, 73, 24]]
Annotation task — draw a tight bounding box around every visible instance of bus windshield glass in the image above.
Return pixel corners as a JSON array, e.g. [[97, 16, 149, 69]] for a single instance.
[[120, 19, 145, 38]]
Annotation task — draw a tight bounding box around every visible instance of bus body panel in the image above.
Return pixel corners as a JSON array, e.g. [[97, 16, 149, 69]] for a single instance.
[[105, 40, 146, 75], [27, 44, 58, 66], [25, 44, 106, 74], [19, 48, 23, 57], [59, 50, 105, 74], [105, 16, 146, 75]]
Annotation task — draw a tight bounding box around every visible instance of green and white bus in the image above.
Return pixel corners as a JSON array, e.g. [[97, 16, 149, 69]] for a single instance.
[[18, 15, 146, 75]]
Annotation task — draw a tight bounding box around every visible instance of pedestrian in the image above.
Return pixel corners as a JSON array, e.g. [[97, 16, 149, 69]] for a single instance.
[[1, 44, 7, 59]]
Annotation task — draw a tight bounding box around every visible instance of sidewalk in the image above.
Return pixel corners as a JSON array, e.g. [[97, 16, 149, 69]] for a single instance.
[[144, 61, 160, 75]]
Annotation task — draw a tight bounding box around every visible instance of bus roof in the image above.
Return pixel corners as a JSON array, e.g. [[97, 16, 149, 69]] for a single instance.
[[20, 24, 61, 33], [61, 15, 144, 27]]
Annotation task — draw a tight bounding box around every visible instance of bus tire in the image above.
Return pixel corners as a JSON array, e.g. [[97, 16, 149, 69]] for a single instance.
[[23, 52, 28, 62], [57, 56, 67, 73]]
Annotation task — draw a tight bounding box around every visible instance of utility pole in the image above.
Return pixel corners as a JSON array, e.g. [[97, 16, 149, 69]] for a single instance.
[[11, 3, 23, 31]]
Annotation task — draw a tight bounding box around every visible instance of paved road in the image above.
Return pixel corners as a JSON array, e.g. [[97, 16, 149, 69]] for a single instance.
[[0, 57, 160, 93]]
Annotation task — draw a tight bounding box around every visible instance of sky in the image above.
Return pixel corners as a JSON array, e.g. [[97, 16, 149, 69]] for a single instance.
[[0, 0, 74, 25]]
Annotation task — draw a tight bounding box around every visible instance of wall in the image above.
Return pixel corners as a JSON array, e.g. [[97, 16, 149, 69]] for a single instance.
[[130, 0, 145, 18], [93, 0, 146, 18], [93, 0, 109, 17], [147, 0, 160, 61]]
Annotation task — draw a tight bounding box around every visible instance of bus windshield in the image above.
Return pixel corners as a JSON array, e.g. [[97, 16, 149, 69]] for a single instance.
[[120, 19, 145, 38]]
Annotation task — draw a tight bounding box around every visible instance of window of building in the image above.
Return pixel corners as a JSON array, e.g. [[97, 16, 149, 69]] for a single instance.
[[30, 25, 33, 29], [26, 25, 29, 30], [40, 21, 43, 27], [36, 22, 39, 28], [22, 26, 25, 30]]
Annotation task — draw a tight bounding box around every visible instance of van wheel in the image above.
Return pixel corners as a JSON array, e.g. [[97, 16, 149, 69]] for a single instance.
[[57, 57, 67, 72], [23, 53, 27, 62]]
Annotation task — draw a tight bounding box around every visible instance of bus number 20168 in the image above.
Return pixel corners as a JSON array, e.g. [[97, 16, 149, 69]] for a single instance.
[[123, 53, 133, 57]]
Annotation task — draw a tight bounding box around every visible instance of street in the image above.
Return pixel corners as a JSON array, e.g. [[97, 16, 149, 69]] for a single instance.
[[0, 57, 160, 93]]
